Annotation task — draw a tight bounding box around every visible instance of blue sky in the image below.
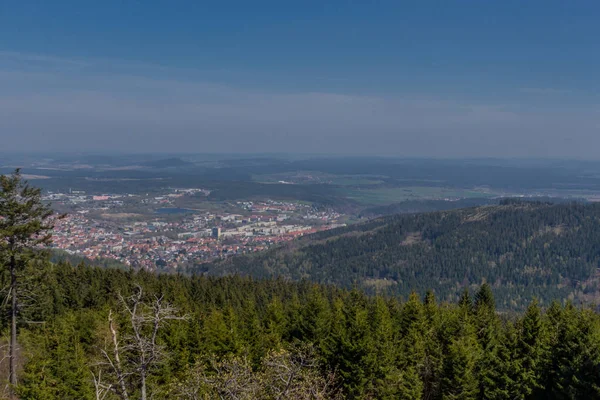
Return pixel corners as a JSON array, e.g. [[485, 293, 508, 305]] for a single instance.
[[0, 1, 599, 157]]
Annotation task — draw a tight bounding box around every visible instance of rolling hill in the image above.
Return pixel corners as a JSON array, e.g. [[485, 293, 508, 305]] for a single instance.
[[141, 157, 193, 168], [198, 200, 600, 309]]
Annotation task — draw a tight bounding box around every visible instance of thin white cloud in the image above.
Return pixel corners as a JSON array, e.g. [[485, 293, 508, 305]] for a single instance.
[[0, 51, 598, 158], [519, 87, 572, 95], [0, 50, 90, 67]]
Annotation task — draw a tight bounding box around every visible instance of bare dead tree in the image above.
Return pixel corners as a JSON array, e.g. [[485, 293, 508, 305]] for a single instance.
[[0, 341, 11, 398], [167, 354, 259, 400], [261, 346, 341, 400], [94, 285, 186, 400], [207, 355, 260, 400], [167, 345, 341, 400], [91, 369, 113, 400]]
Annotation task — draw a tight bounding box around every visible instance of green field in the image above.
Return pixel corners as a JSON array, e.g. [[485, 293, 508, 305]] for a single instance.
[[252, 172, 384, 186], [338, 186, 494, 205]]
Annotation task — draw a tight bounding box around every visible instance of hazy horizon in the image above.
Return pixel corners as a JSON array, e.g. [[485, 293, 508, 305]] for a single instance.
[[7, 151, 600, 166]]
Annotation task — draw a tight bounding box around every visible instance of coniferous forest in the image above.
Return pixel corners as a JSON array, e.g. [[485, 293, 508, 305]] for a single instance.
[[1, 171, 600, 399], [204, 200, 600, 310], [2, 263, 600, 399]]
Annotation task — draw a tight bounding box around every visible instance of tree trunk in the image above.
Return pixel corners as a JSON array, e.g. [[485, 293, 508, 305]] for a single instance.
[[140, 370, 146, 400], [9, 254, 17, 399], [108, 311, 129, 400]]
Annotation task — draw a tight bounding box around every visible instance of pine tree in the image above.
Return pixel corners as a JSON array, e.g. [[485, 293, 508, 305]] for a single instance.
[[474, 283, 495, 312], [0, 169, 54, 397], [441, 331, 479, 400], [397, 365, 424, 400], [300, 286, 332, 348], [202, 310, 232, 356], [263, 296, 287, 349], [540, 302, 600, 399], [399, 297, 426, 400], [539, 302, 577, 399], [573, 308, 600, 398], [511, 299, 545, 399], [17, 312, 94, 399], [400, 292, 424, 335], [458, 288, 473, 315], [423, 290, 437, 324], [369, 296, 400, 398], [323, 292, 374, 398], [422, 290, 443, 400], [472, 282, 512, 400]]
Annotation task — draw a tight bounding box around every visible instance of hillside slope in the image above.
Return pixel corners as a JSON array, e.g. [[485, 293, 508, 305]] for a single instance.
[[200, 201, 600, 309]]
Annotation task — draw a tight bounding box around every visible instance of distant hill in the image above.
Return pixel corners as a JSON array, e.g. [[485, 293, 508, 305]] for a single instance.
[[359, 196, 587, 217], [359, 197, 498, 217], [141, 157, 193, 168], [198, 201, 600, 309]]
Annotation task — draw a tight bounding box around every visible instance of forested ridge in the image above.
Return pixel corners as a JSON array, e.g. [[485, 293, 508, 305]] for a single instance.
[[203, 201, 600, 310], [358, 198, 498, 217], [2, 262, 600, 399]]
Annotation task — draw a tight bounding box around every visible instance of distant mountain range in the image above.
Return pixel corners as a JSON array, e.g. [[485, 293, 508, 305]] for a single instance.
[[199, 201, 600, 310]]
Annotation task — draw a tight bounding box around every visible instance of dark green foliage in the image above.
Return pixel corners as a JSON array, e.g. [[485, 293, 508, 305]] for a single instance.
[[0, 262, 596, 399], [204, 202, 600, 309], [441, 335, 479, 400], [538, 302, 600, 399], [18, 312, 94, 400], [510, 300, 545, 399], [459, 289, 474, 314], [0, 169, 56, 395], [474, 283, 495, 312], [360, 197, 498, 217]]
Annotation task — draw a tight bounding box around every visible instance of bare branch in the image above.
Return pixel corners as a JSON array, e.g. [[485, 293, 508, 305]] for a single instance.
[[109, 310, 130, 400], [92, 288, 186, 400]]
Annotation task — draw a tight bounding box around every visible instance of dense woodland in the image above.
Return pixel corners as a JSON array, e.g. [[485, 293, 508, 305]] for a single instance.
[[2, 171, 600, 399], [205, 201, 600, 310], [1, 262, 599, 399], [358, 197, 583, 218]]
